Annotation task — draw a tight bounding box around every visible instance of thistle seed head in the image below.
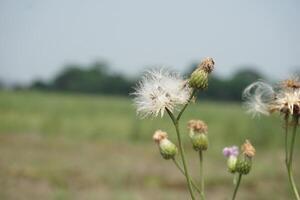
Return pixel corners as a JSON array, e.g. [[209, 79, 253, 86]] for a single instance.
[[243, 76, 300, 117], [133, 69, 191, 118]]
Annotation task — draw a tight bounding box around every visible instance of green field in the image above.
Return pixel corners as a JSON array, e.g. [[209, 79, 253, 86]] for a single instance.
[[0, 91, 299, 199]]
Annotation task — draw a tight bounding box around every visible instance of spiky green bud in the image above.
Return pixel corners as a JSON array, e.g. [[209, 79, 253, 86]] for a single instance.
[[159, 139, 178, 160], [191, 133, 208, 151], [188, 57, 214, 90], [189, 69, 208, 90], [236, 155, 252, 175]]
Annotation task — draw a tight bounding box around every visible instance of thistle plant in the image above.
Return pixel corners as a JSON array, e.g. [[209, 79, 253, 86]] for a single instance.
[[243, 77, 300, 199], [133, 57, 256, 199], [223, 140, 256, 200], [133, 57, 214, 199]]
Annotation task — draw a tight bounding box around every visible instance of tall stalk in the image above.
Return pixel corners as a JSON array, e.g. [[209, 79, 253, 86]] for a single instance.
[[284, 115, 289, 166], [231, 173, 242, 200], [166, 90, 197, 200], [167, 109, 195, 200], [286, 116, 300, 200], [199, 150, 205, 200]]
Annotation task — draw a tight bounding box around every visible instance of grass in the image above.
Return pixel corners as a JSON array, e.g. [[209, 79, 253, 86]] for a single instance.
[[0, 90, 299, 199]]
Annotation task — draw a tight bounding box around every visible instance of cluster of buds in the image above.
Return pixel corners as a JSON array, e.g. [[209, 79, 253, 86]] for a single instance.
[[187, 120, 209, 151], [236, 140, 256, 175], [223, 140, 255, 175], [189, 57, 215, 90], [153, 130, 178, 160]]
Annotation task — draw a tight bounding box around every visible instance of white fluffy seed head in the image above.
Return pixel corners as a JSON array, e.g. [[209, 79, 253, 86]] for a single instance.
[[242, 81, 275, 117], [243, 77, 300, 117], [132, 69, 191, 118], [271, 89, 300, 115]]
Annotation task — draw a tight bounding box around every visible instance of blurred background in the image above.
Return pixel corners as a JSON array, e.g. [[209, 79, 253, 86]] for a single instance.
[[1, 0, 300, 199]]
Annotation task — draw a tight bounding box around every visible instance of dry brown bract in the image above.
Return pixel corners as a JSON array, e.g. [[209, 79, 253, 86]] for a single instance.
[[198, 57, 215, 73], [153, 130, 168, 143], [188, 120, 208, 134], [241, 140, 256, 158], [281, 78, 300, 90]]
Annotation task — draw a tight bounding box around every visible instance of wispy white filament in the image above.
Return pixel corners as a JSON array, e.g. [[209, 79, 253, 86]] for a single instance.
[[132, 69, 191, 118], [242, 81, 274, 117], [243, 78, 300, 117]]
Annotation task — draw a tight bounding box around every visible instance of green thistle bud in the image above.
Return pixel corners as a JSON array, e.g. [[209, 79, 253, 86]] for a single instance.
[[227, 156, 238, 173], [189, 57, 214, 90], [159, 139, 178, 160], [236, 154, 252, 175], [189, 69, 208, 90], [187, 120, 209, 151], [153, 130, 177, 160], [191, 133, 208, 151]]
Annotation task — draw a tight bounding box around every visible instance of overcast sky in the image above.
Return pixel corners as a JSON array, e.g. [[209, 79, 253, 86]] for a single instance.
[[0, 0, 299, 84]]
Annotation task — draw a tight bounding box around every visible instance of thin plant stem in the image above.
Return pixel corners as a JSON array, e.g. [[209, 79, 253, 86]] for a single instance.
[[199, 150, 205, 200], [172, 158, 201, 194], [286, 115, 300, 200], [166, 109, 195, 200], [284, 116, 289, 166], [231, 173, 242, 200], [233, 173, 238, 185], [176, 89, 197, 121]]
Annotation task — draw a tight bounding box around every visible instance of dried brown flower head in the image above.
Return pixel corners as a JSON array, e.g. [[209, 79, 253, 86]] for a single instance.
[[281, 78, 300, 90], [198, 57, 215, 73], [153, 130, 168, 143], [241, 140, 256, 157], [187, 120, 208, 134]]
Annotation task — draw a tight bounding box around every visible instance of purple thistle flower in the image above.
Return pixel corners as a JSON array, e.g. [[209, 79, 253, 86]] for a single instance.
[[223, 146, 239, 157]]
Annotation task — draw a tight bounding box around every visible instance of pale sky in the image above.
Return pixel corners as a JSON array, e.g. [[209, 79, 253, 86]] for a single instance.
[[0, 0, 299, 84]]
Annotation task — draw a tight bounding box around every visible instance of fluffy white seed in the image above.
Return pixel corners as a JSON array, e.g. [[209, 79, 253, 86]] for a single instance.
[[132, 69, 191, 118], [242, 81, 274, 117]]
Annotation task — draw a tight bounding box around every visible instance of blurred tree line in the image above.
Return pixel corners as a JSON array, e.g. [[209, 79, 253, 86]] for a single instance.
[[31, 61, 135, 96], [27, 61, 264, 101]]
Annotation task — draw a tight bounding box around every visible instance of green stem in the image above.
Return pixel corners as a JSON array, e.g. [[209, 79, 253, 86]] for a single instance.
[[166, 109, 196, 200], [231, 173, 242, 200], [199, 150, 205, 200], [286, 116, 300, 200], [284, 117, 289, 166], [172, 158, 201, 194], [176, 89, 197, 121]]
